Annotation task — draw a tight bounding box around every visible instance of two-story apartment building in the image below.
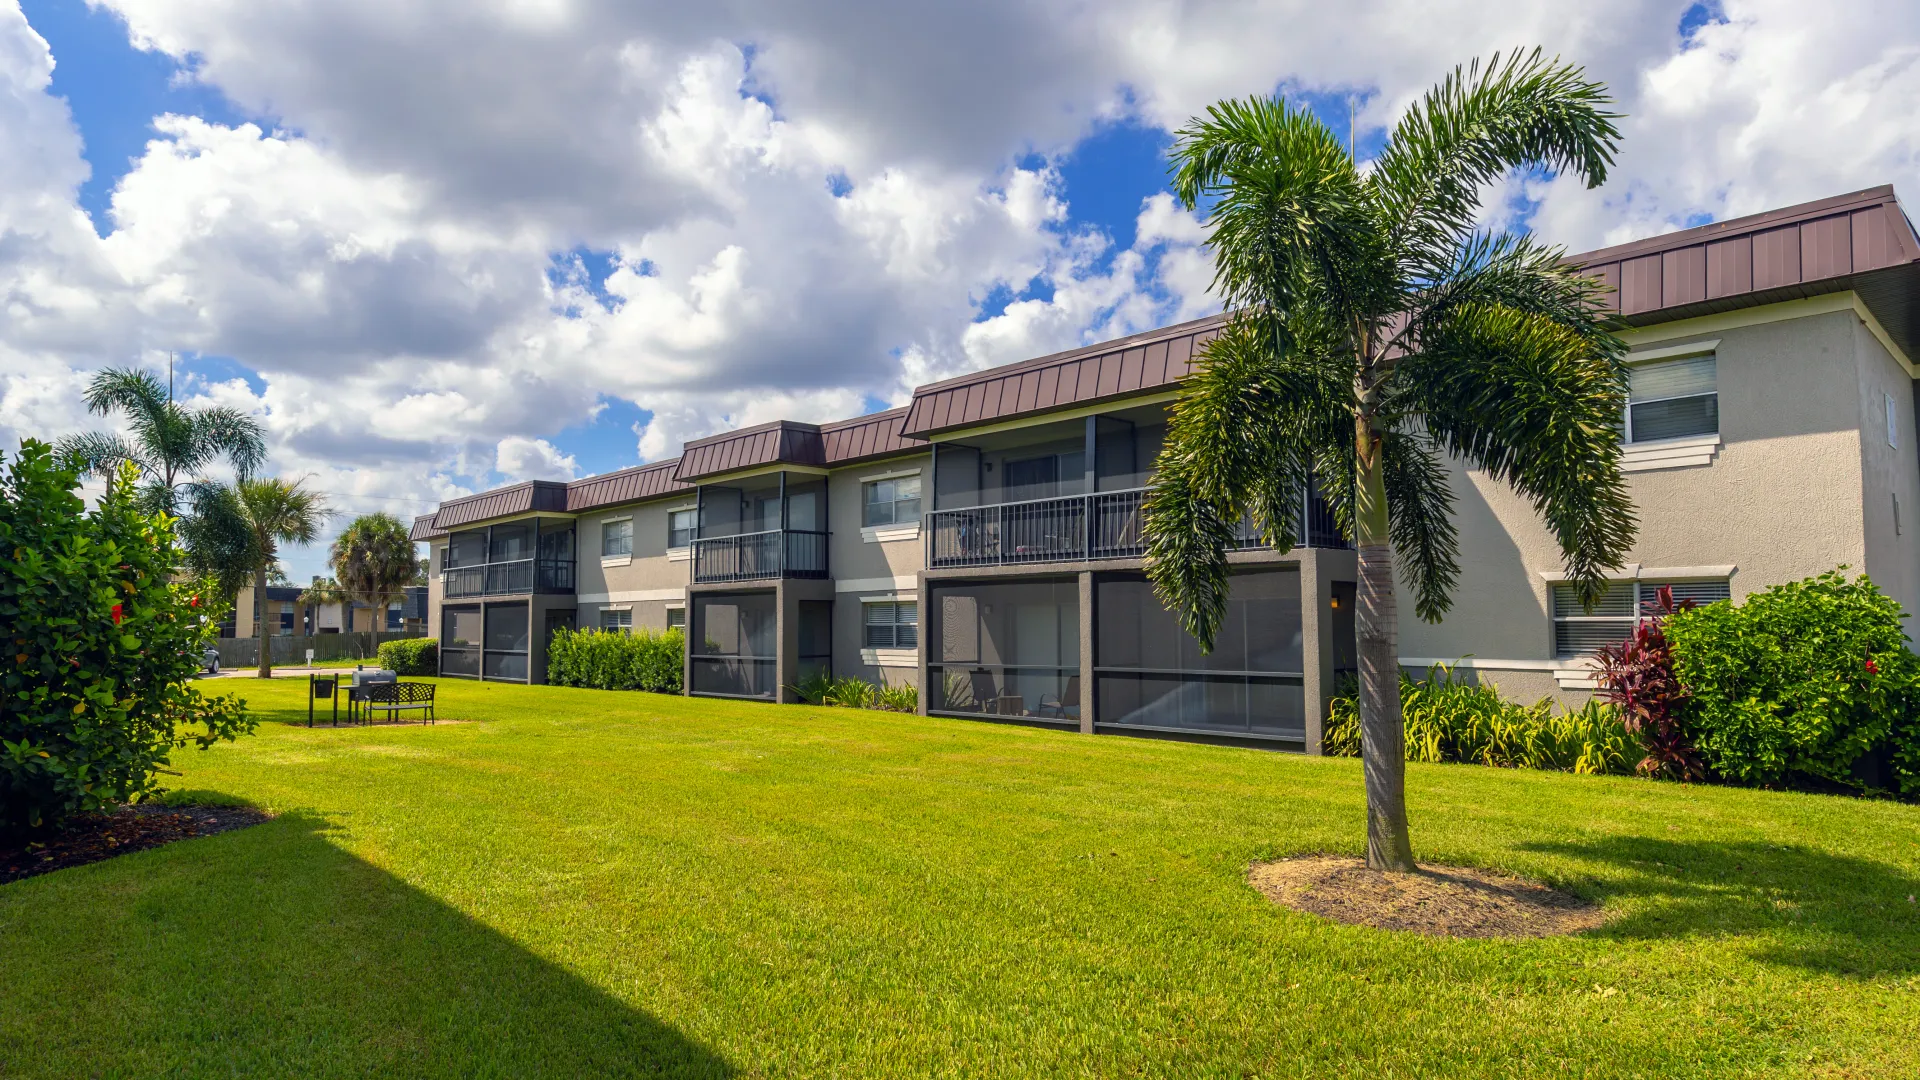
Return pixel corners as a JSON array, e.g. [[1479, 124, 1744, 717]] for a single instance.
[[411, 185, 1920, 753]]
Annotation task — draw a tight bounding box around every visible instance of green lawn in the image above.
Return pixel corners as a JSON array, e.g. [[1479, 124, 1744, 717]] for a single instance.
[[3, 679, 1917, 1079]]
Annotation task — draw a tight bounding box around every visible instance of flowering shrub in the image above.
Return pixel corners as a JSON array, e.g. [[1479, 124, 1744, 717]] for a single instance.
[[1663, 570, 1909, 789], [1595, 586, 1705, 779], [1, 441, 252, 835]]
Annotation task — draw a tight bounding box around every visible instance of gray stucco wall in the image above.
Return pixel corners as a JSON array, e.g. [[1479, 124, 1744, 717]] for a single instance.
[[1854, 314, 1920, 618], [1398, 302, 1881, 703]]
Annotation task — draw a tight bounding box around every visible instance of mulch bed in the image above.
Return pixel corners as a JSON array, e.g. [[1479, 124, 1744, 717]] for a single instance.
[[1250, 855, 1609, 938], [1, 804, 270, 886]]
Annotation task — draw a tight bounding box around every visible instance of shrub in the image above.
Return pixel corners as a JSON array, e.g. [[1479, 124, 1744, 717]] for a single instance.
[[1325, 665, 1636, 775], [794, 671, 919, 713], [377, 637, 438, 675], [0, 442, 253, 835], [546, 626, 683, 693], [1664, 570, 1909, 789], [1595, 586, 1706, 779]]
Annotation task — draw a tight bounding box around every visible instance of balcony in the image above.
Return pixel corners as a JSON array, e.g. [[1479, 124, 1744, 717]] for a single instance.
[[925, 487, 1348, 570], [443, 557, 577, 599], [691, 529, 828, 584]]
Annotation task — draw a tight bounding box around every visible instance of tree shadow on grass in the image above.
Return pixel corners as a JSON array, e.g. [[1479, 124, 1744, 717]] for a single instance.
[[0, 809, 734, 1079], [1520, 835, 1920, 979]]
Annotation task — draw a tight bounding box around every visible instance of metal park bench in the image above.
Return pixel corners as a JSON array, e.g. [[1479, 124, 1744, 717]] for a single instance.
[[363, 681, 437, 724]]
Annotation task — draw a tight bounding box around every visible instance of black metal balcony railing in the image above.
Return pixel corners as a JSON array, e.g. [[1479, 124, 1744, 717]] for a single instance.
[[691, 529, 829, 583], [442, 558, 576, 599], [927, 487, 1349, 570]]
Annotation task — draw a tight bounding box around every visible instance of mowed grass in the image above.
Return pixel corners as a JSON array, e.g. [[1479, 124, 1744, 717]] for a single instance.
[[2, 679, 1918, 1079]]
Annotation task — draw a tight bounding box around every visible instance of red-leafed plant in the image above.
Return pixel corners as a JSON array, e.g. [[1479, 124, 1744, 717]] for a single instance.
[[1595, 585, 1704, 779]]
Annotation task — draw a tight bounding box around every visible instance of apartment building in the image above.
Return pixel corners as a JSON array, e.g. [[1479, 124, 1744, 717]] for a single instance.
[[412, 185, 1920, 753]]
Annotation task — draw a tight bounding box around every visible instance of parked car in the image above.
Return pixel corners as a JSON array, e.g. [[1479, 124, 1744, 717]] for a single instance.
[[200, 646, 220, 675]]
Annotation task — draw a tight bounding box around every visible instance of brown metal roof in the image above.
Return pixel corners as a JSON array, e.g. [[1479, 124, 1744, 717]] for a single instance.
[[1569, 185, 1920, 358], [821, 407, 919, 466], [673, 420, 828, 481], [430, 480, 570, 531], [409, 514, 446, 542], [565, 458, 691, 513], [898, 313, 1227, 438]]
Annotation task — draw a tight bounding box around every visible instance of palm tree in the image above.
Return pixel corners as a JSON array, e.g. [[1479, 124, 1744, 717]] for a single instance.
[[329, 514, 419, 637], [234, 478, 329, 677], [299, 576, 347, 638], [1143, 50, 1636, 871], [56, 365, 266, 515]]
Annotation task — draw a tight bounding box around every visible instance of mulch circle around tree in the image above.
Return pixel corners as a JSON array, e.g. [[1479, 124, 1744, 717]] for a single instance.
[[1249, 856, 1609, 938], [1, 804, 270, 886]]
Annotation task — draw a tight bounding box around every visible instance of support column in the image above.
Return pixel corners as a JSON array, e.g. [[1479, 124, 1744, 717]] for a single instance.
[[916, 572, 931, 716], [1299, 550, 1335, 755], [1077, 569, 1095, 735]]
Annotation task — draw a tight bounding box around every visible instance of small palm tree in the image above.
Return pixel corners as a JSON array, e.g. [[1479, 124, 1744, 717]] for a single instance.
[[56, 366, 266, 515], [329, 514, 419, 637], [1144, 50, 1636, 871], [298, 576, 346, 640], [234, 478, 329, 677]]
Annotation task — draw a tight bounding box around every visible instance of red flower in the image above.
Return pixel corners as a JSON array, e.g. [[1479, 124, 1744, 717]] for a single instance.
[[188, 595, 201, 608], [1866, 657, 1880, 675], [111, 604, 123, 625]]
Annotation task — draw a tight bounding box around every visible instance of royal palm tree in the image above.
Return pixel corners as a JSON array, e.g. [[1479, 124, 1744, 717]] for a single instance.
[[234, 478, 329, 678], [329, 513, 419, 636], [1144, 50, 1637, 871], [56, 366, 266, 515]]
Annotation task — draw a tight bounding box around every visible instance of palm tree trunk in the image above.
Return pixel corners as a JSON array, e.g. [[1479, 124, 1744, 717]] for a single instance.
[[254, 565, 273, 679], [1354, 418, 1415, 872]]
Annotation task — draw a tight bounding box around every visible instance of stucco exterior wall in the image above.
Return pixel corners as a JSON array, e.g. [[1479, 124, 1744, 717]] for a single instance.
[[1399, 303, 1875, 701], [826, 455, 926, 689], [576, 500, 691, 628], [1853, 314, 1920, 618]]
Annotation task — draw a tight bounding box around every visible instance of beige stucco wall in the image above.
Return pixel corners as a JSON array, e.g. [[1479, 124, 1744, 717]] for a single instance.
[[1853, 313, 1920, 618], [825, 454, 927, 688], [575, 499, 692, 629], [1399, 301, 1886, 702]]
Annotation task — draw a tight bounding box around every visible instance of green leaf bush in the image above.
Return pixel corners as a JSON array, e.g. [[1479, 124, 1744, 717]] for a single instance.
[[1325, 665, 1636, 775], [793, 671, 919, 713], [546, 626, 683, 693], [1664, 570, 1911, 789], [376, 637, 438, 676], [1, 441, 253, 835]]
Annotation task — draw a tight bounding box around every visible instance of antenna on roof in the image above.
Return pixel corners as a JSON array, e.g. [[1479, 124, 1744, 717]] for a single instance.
[[167, 351, 174, 402], [1347, 95, 1356, 159]]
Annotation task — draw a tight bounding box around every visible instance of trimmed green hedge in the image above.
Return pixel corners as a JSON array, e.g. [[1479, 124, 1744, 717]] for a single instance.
[[1326, 665, 1636, 775], [546, 627, 683, 694], [377, 637, 437, 676]]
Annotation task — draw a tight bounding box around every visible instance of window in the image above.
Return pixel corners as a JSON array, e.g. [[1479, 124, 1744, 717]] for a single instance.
[[602, 518, 633, 557], [598, 608, 633, 633], [1552, 579, 1732, 657], [863, 476, 922, 527], [666, 606, 686, 631], [864, 601, 918, 648], [1626, 354, 1717, 443], [668, 509, 697, 549]]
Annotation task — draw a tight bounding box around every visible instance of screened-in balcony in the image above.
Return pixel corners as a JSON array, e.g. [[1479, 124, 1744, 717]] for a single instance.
[[442, 519, 577, 599], [689, 472, 829, 584], [924, 407, 1347, 569]]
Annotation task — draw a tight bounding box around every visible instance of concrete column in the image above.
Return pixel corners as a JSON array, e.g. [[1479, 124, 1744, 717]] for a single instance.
[[1299, 550, 1334, 755], [1077, 569, 1095, 734], [916, 571, 931, 716]]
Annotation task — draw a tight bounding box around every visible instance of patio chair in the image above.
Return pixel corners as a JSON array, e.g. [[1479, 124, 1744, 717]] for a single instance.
[[1037, 676, 1079, 721]]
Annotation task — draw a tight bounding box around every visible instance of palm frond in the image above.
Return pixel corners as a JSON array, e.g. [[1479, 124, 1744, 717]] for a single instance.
[[1397, 301, 1634, 607], [190, 406, 268, 480], [53, 431, 149, 479], [82, 366, 169, 421], [1369, 48, 1620, 276], [1380, 431, 1461, 621]]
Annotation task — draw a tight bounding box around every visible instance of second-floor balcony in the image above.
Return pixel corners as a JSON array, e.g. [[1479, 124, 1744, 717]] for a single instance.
[[692, 529, 829, 583], [925, 487, 1348, 570], [443, 557, 577, 599]]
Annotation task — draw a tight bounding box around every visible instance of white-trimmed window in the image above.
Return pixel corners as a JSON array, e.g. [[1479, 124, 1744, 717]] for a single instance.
[[599, 608, 633, 633], [668, 509, 697, 549], [666, 606, 687, 631], [863, 476, 921, 527], [1552, 579, 1731, 657], [602, 518, 633, 557], [863, 600, 918, 649], [1626, 354, 1717, 443]]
